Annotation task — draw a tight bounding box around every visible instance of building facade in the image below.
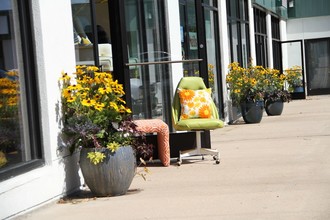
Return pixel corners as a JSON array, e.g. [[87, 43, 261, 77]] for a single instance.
[[0, 0, 329, 219]]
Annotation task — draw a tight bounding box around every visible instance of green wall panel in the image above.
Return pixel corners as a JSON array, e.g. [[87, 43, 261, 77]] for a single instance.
[[288, 0, 330, 18]]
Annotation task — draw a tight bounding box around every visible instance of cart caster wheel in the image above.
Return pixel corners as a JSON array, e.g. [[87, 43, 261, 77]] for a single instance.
[[213, 156, 217, 160], [202, 156, 205, 160], [216, 160, 220, 164], [177, 161, 182, 166]]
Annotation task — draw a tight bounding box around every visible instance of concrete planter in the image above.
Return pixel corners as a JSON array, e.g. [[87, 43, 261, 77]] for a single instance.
[[79, 146, 136, 197]]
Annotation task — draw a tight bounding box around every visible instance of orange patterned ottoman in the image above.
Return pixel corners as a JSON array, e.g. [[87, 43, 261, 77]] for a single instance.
[[134, 119, 170, 167]]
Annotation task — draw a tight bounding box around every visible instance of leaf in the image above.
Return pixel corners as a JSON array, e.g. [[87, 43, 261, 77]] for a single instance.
[[139, 157, 146, 165]]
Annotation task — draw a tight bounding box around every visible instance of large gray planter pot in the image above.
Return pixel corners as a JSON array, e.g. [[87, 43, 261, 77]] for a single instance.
[[79, 146, 136, 197]]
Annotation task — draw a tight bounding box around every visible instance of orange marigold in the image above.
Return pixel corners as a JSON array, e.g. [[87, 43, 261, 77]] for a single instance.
[[199, 105, 211, 118], [179, 89, 195, 102]]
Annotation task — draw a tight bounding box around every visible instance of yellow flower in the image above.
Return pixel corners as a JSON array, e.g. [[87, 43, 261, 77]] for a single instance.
[[87, 151, 105, 165], [81, 98, 96, 107], [7, 97, 18, 106], [86, 66, 99, 72], [62, 88, 72, 98], [117, 97, 126, 104], [94, 102, 105, 111], [125, 107, 132, 114], [109, 102, 119, 111], [107, 141, 121, 153], [66, 97, 76, 103], [68, 84, 82, 91], [98, 87, 106, 94], [105, 86, 112, 94], [59, 71, 70, 81]]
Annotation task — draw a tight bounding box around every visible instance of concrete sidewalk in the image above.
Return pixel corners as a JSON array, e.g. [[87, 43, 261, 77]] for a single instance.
[[15, 96, 330, 220]]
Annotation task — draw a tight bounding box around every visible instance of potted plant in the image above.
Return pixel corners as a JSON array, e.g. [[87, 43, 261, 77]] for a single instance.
[[59, 65, 153, 197], [284, 65, 303, 92], [226, 62, 267, 123], [264, 68, 291, 116]]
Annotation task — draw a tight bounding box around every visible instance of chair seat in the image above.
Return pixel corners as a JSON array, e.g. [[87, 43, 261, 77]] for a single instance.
[[175, 118, 224, 131]]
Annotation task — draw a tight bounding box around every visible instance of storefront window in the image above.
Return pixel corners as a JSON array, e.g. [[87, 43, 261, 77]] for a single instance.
[[254, 8, 268, 67], [180, 0, 200, 76], [0, 1, 41, 178], [227, 0, 250, 67], [272, 16, 281, 70]]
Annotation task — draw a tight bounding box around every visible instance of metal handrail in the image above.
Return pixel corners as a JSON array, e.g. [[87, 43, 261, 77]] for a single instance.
[[125, 58, 203, 67]]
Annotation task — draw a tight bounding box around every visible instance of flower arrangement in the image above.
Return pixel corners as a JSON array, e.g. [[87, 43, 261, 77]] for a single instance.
[[263, 68, 291, 103], [227, 62, 292, 105], [284, 65, 303, 92], [59, 65, 153, 165], [226, 62, 269, 106]]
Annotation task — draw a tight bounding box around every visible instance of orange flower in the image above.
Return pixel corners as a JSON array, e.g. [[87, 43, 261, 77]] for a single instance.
[[199, 105, 211, 118], [179, 89, 195, 102], [181, 114, 189, 120], [187, 102, 194, 108]]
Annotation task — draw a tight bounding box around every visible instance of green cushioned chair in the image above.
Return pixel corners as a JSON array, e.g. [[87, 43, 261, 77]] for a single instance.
[[172, 77, 224, 165]]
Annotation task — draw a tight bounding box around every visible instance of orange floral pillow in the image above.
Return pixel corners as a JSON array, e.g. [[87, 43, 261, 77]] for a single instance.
[[178, 88, 213, 120]]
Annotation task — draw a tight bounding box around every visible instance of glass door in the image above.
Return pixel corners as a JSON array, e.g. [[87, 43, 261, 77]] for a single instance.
[[305, 38, 330, 95], [281, 40, 306, 99], [202, 0, 223, 117], [124, 0, 171, 121]]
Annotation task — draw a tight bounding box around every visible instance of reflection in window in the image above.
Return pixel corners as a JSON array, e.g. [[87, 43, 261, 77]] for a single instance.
[[71, 2, 95, 66], [71, 0, 113, 72], [0, 1, 35, 173]]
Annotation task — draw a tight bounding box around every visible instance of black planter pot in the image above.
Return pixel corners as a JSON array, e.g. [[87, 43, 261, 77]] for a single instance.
[[240, 100, 264, 124], [79, 146, 136, 197], [294, 86, 304, 93], [265, 100, 284, 116]]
